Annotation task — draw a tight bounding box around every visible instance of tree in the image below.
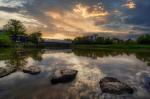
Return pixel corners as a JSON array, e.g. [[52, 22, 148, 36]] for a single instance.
[[29, 31, 43, 44], [3, 19, 26, 35], [105, 37, 113, 44], [137, 34, 150, 45]]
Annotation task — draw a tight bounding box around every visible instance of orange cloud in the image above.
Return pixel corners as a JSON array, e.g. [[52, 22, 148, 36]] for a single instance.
[[45, 4, 110, 33], [73, 4, 109, 18], [122, 0, 136, 9], [42, 31, 80, 40], [45, 10, 104, 33], [43, 4, 130, 39]]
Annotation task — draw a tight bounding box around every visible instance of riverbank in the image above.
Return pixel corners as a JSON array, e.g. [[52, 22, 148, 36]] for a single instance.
[[72, 44, 150, 50]]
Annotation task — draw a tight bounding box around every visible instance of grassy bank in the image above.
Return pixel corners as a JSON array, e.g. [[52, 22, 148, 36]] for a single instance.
[[73, 44, 150, 50], [0, 34, 12, 46]]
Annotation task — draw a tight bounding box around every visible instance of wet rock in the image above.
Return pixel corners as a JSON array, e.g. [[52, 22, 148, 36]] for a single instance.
[[51, 69, 78, 84], [0, 67, 16, 78], [0, 68, 8, 78], [23, 66, 41, 75], [100, 77, 134, 95]]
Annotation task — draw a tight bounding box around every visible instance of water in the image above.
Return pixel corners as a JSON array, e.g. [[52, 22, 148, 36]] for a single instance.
[[0, 48, 150, 99]]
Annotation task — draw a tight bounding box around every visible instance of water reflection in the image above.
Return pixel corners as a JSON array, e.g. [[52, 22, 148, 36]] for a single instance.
[[73, 49, 150, 66], [0, 48, 44, 78], [0, 48, 149, 99]]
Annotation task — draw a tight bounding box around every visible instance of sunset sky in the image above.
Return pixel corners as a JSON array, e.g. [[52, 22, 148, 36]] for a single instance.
[[0, 0, 150, 39]]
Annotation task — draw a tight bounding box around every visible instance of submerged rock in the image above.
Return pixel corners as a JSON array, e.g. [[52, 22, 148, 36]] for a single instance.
[[23, 66, 41, 75], [51, 69, 78, 84], [100, 77, 134, 95]]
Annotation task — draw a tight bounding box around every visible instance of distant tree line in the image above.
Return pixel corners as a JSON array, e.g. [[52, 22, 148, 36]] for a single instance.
[[0, 19, 43, 47], [73, 34, 150, 45]]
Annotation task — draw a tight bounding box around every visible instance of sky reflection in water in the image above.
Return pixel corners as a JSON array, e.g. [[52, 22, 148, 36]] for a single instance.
[[0, 49, 150, 99]]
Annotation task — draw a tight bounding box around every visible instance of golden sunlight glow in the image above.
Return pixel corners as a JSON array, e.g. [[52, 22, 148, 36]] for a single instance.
[[45, 3, 110, 34], [45, 10, 106, 33], [122, 0, 136, 9], [42, 33, 75, 40], [73, 4, 109, 18], [42, 3, 132, 39], [48, 10, 62, 19], [44, 3, 129, 40], [0, 0, 145, 40]]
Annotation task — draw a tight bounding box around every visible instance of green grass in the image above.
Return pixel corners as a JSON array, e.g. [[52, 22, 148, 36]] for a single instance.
[[0, 33, 12, 46], [73, 44, 150, 50], [0, 48, 13, 60]]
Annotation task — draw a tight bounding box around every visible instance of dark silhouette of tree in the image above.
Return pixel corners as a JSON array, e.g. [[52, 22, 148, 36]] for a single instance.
[[137, 34, 150, 45], [73, 34, 150, 45], [73, 37, 92, 44], [3, 19, 26, 35], [29, 31, 43, 44]]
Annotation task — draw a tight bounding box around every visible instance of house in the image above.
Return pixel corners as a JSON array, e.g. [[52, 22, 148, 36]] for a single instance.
[[10, 35, 28, 43], [86, 34, 98, 41]]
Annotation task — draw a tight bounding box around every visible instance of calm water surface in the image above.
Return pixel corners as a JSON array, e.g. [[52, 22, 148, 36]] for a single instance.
[[0, 48, 150, 99]]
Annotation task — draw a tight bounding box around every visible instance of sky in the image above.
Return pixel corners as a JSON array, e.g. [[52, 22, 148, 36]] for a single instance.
[[0, 0, 150, 39]]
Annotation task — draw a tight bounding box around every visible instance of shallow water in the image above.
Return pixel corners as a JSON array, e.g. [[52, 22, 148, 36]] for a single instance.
[[0, 48, 150, 99]]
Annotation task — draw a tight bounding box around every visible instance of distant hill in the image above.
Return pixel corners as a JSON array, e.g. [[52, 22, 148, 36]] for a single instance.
[[40, 39, 72, 48], [43, 39, 72, 44]]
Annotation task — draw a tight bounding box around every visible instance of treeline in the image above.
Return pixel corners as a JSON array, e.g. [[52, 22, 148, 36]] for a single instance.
[[73, 34, 150, 45], [0, 19, 43, 47]]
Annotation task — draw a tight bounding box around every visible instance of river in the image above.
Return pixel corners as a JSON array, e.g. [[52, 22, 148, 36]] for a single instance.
[[0, 48, 149, 99]]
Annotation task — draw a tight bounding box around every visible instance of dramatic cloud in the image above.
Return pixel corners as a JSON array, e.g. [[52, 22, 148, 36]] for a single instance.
[[122, 0, 136, 9], [0, 0, 25, 8], [73, 3, 109, 18], [0, 0, 150, 39], [0, 11, 46, 28]]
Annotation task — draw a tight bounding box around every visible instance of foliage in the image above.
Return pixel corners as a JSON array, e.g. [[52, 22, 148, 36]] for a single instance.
[[73, 36, 116, 45], [0, 19, 43, 47], [137, 34, 150, 44], [28, 31, 43, 44], [3, 19, 26, 35], [73, 34, 150, 45], [1, 19, 150, 48], [74, 37, 92, 44], [0, 34, 12, 47]]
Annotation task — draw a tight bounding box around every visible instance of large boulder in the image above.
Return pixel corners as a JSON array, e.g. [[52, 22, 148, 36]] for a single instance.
[[100, 77, 134, 95], [51, 69, 78, 84], [23, 66, 41, 75]]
